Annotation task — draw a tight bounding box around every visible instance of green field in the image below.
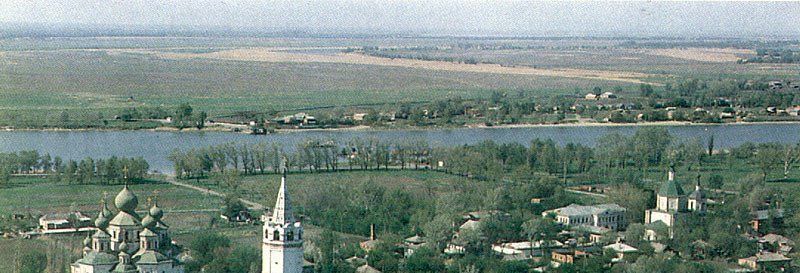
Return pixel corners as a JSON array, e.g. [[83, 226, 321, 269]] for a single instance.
[[0, 44, 623, 128], [0, 178, 222, 215], [3, 36, 798, 129]]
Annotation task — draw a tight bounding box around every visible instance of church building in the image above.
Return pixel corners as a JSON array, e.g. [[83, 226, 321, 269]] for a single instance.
[[263, 168, 304, 273], [71, 185, 183, 273], [644, 166, 707, 240]]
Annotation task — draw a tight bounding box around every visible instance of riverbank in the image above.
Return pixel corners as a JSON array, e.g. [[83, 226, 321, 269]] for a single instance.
[[4, 122, 800, 174], [4, 120, 800, 134]]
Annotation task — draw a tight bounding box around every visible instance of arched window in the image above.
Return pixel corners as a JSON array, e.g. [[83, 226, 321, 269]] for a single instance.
[[273, 230, 280, 241], [287, 231, 294, 241], [298, 230, 303, 240]]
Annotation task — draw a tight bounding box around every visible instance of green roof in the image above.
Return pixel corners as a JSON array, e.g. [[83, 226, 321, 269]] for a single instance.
[[76, 252, 118, 265], [93, 230, 111, 239], [658, 178, 684, 197], [133, 250, 172, 264], [111, 262, 138, 273], [109, 211, 141, 227], [140, 228, 157, 237]]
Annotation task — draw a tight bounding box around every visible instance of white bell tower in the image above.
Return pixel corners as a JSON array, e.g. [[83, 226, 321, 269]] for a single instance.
[[263, 167, 304, 273]]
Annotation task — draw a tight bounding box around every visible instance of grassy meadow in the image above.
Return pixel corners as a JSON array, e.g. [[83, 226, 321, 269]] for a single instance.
[[3, 36, 797, 129], [0, 177, 222, 215], [4, 36, 759, 129], [0, 43, 625, 128]]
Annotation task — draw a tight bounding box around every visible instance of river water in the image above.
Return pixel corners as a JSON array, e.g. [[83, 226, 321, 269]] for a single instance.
[[1, 123, 798, 173]]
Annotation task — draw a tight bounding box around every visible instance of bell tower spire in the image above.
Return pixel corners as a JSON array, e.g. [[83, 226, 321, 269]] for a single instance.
[[263, 158, 304, 273], [271, 170, 294, 224]]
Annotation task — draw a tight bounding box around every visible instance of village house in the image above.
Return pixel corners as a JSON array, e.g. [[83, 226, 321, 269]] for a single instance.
[[543, 204, 627, 231], [572, 225, 612, 244], [403, 235, 426, 257], [275, 113, 316, 126], [750, 209, 784, 234], [39, 211, 92, 232], [584, 93, 598, 100], [491, 240, 565, 260], [604, 242, 639, 263], [550, 249, 590, 267], [786, 106, 800, 116], [356, 264, 382, 273], [220, 210, 253, 223], [443, 211, 509, 255], [759, 234, 794, 254], [738, 252, 792, 271], [599, 92, 617, 99]]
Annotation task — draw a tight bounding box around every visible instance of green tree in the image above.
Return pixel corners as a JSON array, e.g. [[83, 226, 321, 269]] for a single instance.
[[707, 135, 715, 156], [403, 247, 445, 273], [606, 183, 650, 223], [639, 84, 654, 97], [708, 174, 724, 190], [632, 127, 672, 169], [520, 217, 561, 260], [225, 246, 260, 273], [220, 194, 248, 221], [186, 232, 231, 271], [754, 143, 783, 181], [196, 111, 208, 130], [17, 249, 47, 273], [175, 103, 193, 129]]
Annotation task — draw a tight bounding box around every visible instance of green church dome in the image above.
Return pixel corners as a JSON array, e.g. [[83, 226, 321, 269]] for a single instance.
[[101, 200, 114, 218], [149, 203, 163, 220], [95, 212, 109, 229], [118, 241, 129, 253], [114, 185, 138, 213], [141, 214, 156, 229]]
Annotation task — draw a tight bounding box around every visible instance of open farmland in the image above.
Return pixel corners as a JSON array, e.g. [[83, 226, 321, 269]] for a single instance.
[[129, 47, 659, 85], [0, 38, 638, 128], [1, 36, 799, 129], [646, 47, 756, 63]]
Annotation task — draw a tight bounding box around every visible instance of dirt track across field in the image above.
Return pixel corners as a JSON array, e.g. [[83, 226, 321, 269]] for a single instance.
[[123, 47, 663, 85], [647, 47, 755, 63]]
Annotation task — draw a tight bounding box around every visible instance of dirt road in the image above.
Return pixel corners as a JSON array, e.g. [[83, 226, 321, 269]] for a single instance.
[[164, 175, 265, 211]]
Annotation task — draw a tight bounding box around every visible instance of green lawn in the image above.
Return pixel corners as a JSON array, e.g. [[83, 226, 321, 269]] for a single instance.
[[186, 169, 478, 209], [0, 178, 222, 215]]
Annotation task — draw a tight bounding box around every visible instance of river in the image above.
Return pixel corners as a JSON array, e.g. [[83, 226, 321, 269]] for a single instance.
[[1, 123, 798, 173]]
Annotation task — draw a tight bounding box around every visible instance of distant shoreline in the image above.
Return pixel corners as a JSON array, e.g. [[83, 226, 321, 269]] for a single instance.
[[2, 120, 800, 134]]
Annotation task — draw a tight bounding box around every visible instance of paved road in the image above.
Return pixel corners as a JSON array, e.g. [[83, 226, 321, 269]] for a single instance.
[[164, 176, 265, 211]]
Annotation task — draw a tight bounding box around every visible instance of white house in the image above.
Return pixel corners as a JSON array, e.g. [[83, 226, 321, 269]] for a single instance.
[[543, 204, 627, 230]]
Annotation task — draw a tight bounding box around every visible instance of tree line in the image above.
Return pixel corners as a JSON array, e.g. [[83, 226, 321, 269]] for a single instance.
[[167, 138, 432, 180], [0, 150, 149, 185], [168, 127, 800, 187]]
